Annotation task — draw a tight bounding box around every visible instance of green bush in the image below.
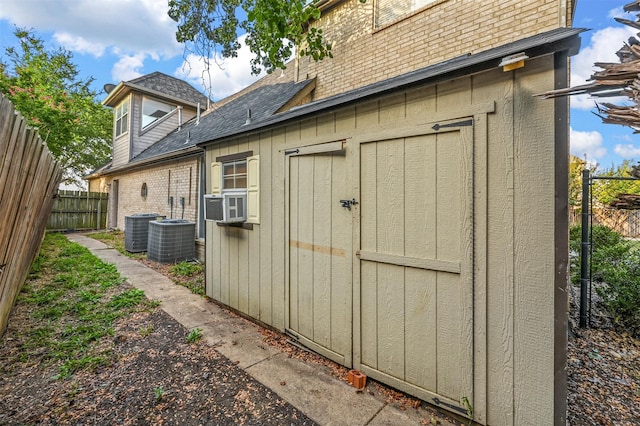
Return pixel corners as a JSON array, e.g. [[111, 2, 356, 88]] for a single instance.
[[570, 225, 640, 335]]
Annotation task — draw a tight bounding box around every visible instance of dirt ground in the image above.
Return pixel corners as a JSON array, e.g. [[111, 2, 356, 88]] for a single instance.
[[0, 292, 319, 425], [1, 232, 639, 425], [0, 233, 461, 426], [566, 286, 640, 425]]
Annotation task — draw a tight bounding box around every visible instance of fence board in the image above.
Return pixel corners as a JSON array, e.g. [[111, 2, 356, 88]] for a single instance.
[[0, 93, 62, 336], [47, 190, 108, 231]]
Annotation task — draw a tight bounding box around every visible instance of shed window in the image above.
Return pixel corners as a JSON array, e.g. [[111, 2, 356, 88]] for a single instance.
[[375, 0, 437, 28], [211, 152, 260, 224], [142, 97, 175, 128], [223, 160, 247, 190], [115, 99, 129, 137]]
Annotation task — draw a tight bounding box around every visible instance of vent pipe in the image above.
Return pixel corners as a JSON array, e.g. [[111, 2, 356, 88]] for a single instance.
[[196, 103, 200, 125], [178, 106, 183, 131], [245, 109, 252, 125]]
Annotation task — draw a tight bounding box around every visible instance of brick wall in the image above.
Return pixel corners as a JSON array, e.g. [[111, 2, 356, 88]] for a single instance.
[[104, 157, 202, 234], [299, 0, 573, 100]]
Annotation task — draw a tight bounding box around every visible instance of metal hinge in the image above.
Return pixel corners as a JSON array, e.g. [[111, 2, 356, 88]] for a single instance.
[[432, 119, 473, 131]]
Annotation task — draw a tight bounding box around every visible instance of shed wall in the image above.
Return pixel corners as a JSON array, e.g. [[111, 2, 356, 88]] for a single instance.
[[205, 55, 565, 425]]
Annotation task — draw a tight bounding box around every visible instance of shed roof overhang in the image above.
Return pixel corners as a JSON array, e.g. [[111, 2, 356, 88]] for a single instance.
[[84, 146, 203, 179], [198, 27, 584, 149]]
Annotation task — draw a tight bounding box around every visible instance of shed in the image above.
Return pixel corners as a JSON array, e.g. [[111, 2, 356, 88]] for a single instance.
[[199, 26, 580, 424]]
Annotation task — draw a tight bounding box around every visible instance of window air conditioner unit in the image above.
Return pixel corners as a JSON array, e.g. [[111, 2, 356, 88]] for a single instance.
[[204, 193, 247, 223]]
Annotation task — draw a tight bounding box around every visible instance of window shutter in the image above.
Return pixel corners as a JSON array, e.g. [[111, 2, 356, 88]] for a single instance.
[[246, 155, 260, 224], [210, 162, 222, 194]]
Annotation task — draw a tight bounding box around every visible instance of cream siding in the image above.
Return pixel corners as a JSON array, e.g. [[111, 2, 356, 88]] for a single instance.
[[205, 55, 565, 424]]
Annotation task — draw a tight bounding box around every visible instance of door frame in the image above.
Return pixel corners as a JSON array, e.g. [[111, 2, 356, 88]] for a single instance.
[[350, 103, 493, 421], [283, 140, 354, 366]]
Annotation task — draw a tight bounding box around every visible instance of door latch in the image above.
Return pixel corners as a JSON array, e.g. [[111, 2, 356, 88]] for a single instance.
[[339, 198, 358, 210]]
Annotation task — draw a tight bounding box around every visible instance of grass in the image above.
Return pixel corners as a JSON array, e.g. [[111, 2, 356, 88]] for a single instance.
[[89, 231, 205, 297], [89, 230, 145, 260], [186, 328, 203, 343], [14, 233, 157, 379], [169, 261, 205, 296]]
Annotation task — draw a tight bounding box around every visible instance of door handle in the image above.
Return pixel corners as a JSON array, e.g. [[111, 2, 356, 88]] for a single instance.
[[339, 199, 358, 210]]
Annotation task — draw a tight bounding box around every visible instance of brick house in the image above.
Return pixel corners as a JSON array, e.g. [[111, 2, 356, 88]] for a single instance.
[[86, 69, 315, 260], [86, 72, 209, 241], [197, 1, 581, 424]]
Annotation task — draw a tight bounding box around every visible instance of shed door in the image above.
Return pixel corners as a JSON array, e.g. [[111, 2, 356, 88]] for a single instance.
[[357, 122, 474, 412], [286, 144, 352, 366]]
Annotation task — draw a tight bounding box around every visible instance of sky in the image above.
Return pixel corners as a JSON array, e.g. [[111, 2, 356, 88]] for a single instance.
[[0, 0, 637, 169]]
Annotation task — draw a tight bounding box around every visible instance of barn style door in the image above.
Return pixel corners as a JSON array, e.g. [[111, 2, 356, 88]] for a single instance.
[[356, 121, 474, 414], [286, 142, 353, 366]]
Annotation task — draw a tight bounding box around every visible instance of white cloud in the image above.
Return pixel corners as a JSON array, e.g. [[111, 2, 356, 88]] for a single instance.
[[570, 25, 637, 110], [607, 6, 631, 20], [112, 53, 146, 82], [0, 0, 181, 81], [53, 32, 106, 57], [614, 143, 640, 159], [175, 35, 267, 100], [570, 127, 607, 161]]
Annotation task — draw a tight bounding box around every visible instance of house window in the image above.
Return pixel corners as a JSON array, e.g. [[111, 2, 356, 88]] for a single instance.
[[375, 0, 437, 28], [142, 97, 175, 128], [115, 99, 129, 137], [223, 160, 247, 190]]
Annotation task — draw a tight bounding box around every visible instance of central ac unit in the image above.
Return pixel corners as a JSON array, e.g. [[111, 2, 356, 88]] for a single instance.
[[204, 193, 247, 223]]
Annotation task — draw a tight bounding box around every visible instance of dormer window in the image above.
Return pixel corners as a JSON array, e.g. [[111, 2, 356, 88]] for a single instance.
[[115, 99, 129, 137], [142, 97, 175, 129], [375, 0, 438, 28]]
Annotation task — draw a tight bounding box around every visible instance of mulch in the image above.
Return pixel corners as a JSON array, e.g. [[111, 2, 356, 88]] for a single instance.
[[0, 300, 317, 425], [567, 285, 640, 425]]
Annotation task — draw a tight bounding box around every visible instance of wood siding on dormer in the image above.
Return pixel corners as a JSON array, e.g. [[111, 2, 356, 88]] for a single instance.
[[112, 132, 131, 167], [113, 93, 198, 163], [132, 107, 197, 158], [299, 0, 574, 100]]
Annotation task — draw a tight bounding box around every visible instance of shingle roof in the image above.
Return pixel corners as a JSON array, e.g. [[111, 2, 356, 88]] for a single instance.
[[126, 72, 210, 108], [129, 78, 314, 164]]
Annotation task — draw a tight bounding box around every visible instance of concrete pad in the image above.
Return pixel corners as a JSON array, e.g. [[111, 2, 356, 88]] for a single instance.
[[246, 353, 385, 426], [368, 403, 459, 426]]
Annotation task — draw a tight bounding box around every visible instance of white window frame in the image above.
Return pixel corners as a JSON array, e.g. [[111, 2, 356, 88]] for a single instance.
[[115, 98, 129, 137], [141, 96, 175, 129], [222, 159, 247, 191], [211, 152, 260, 224]]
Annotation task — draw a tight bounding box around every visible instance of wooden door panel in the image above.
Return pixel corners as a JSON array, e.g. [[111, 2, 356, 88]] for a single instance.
[[287, 151, 352, 365], [358, 125, 473, 411]]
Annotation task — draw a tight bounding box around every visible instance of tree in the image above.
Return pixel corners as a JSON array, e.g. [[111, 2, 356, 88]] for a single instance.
[[0, 28, 112, 185], [569, 155, 588, 206], [591, 160, 640, 205], [168, 0, 366, 76]]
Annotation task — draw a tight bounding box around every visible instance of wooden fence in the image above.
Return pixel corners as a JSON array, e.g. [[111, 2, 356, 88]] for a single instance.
[[48, 190, 108, 231], [570, 205, 640, 238], [0, 93, 62, 336]]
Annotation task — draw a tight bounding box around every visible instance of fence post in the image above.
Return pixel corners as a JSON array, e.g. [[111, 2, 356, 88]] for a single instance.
[[97, 192, 102, 230], [580, 168, 590, 328]]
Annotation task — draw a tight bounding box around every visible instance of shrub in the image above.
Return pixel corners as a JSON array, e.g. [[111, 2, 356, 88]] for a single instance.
[[570, 225, 640, 335]]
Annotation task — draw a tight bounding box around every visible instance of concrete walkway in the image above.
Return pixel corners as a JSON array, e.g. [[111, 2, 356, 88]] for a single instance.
[[67, 233, 457, 426]]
